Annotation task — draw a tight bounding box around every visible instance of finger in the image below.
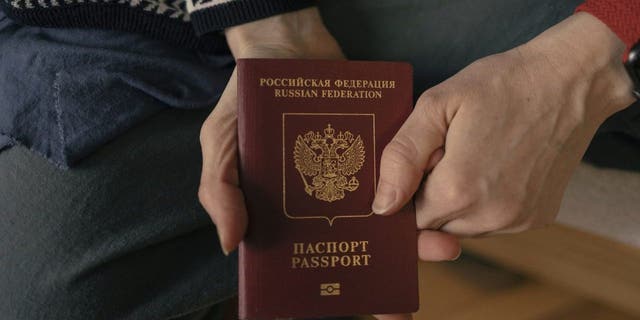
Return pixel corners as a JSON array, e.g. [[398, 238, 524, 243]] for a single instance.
[[439, 192, 556, 237], [426, 147, 444, 172], [439, 218, 492, 238], [417, 230, 461, 261], [373, 93, 447, 215], [439, 210, 524, 237], [198, 177, 248, 255], [415, 162, 478, 230], [374, 313, 413, 320], [199, 69, 247, 254]]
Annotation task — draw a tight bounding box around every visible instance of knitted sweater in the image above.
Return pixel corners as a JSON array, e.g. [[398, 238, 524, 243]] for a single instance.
[[0, 0, 315, 52], [577, 0, 640, 57], [0, 0, 638, 53]]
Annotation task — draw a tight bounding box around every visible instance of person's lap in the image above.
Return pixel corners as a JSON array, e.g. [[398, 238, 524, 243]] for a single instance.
[[0, 107, 236, 319], [4, 0, 638, 319]]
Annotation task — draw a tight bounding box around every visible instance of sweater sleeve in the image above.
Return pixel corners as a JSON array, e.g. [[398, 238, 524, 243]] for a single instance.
[[188, 0, 315, 36], [576, 0, 640, 58], [0, 0, 314, 52]]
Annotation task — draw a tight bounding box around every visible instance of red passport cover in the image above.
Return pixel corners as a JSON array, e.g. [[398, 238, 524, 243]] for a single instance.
[[237, 59, 418, 319]]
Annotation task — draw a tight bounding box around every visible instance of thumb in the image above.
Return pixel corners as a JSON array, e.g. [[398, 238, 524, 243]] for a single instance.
[[373, 95, 446, 215]]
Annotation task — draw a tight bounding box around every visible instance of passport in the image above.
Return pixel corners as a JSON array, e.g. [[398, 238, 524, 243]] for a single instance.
[[237, 59, 418, 319]]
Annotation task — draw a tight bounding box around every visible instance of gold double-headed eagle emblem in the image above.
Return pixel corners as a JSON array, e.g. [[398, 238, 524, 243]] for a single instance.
[[294, 124, 366, 202]]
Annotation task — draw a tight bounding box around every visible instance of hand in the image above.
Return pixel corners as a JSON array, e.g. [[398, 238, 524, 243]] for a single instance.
[[198, 7, 343, 255], [373, 12, 635, 242]]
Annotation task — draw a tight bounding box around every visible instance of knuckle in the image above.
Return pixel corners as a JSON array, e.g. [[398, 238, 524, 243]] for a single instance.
[[199, 122, 211, 146], [438, 175, 479, 209], [482, 197, 527, 230], [417, 88, 447, 107], [197, 183, 214, 208], [416, 89, 447, 119], [486, 210, 521, 231], [427, 216, 450, 230]]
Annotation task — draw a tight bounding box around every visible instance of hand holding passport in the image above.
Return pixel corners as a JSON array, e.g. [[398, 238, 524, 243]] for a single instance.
[[198, 7, 459, 319], [197, 5, 635, 320]]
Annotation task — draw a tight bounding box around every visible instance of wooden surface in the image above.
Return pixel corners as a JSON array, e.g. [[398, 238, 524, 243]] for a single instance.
[[462, 224, 640, 316], [555, 163, 640, 248], [357, 253, 638, 320]]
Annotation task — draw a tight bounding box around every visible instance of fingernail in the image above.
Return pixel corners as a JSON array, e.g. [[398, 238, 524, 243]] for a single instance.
[[216, 227, 229, 256], [450, 248, 462, 261], [372, 182, 396, 214]]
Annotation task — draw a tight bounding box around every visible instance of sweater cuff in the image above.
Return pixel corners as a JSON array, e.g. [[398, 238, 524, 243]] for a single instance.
[[576, 0, 640, 59], [190, 0, 316, 36]]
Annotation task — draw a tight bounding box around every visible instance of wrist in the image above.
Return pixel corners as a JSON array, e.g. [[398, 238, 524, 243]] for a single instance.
[[524, 12, 634, 118], [224, 7, 343, 59]]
